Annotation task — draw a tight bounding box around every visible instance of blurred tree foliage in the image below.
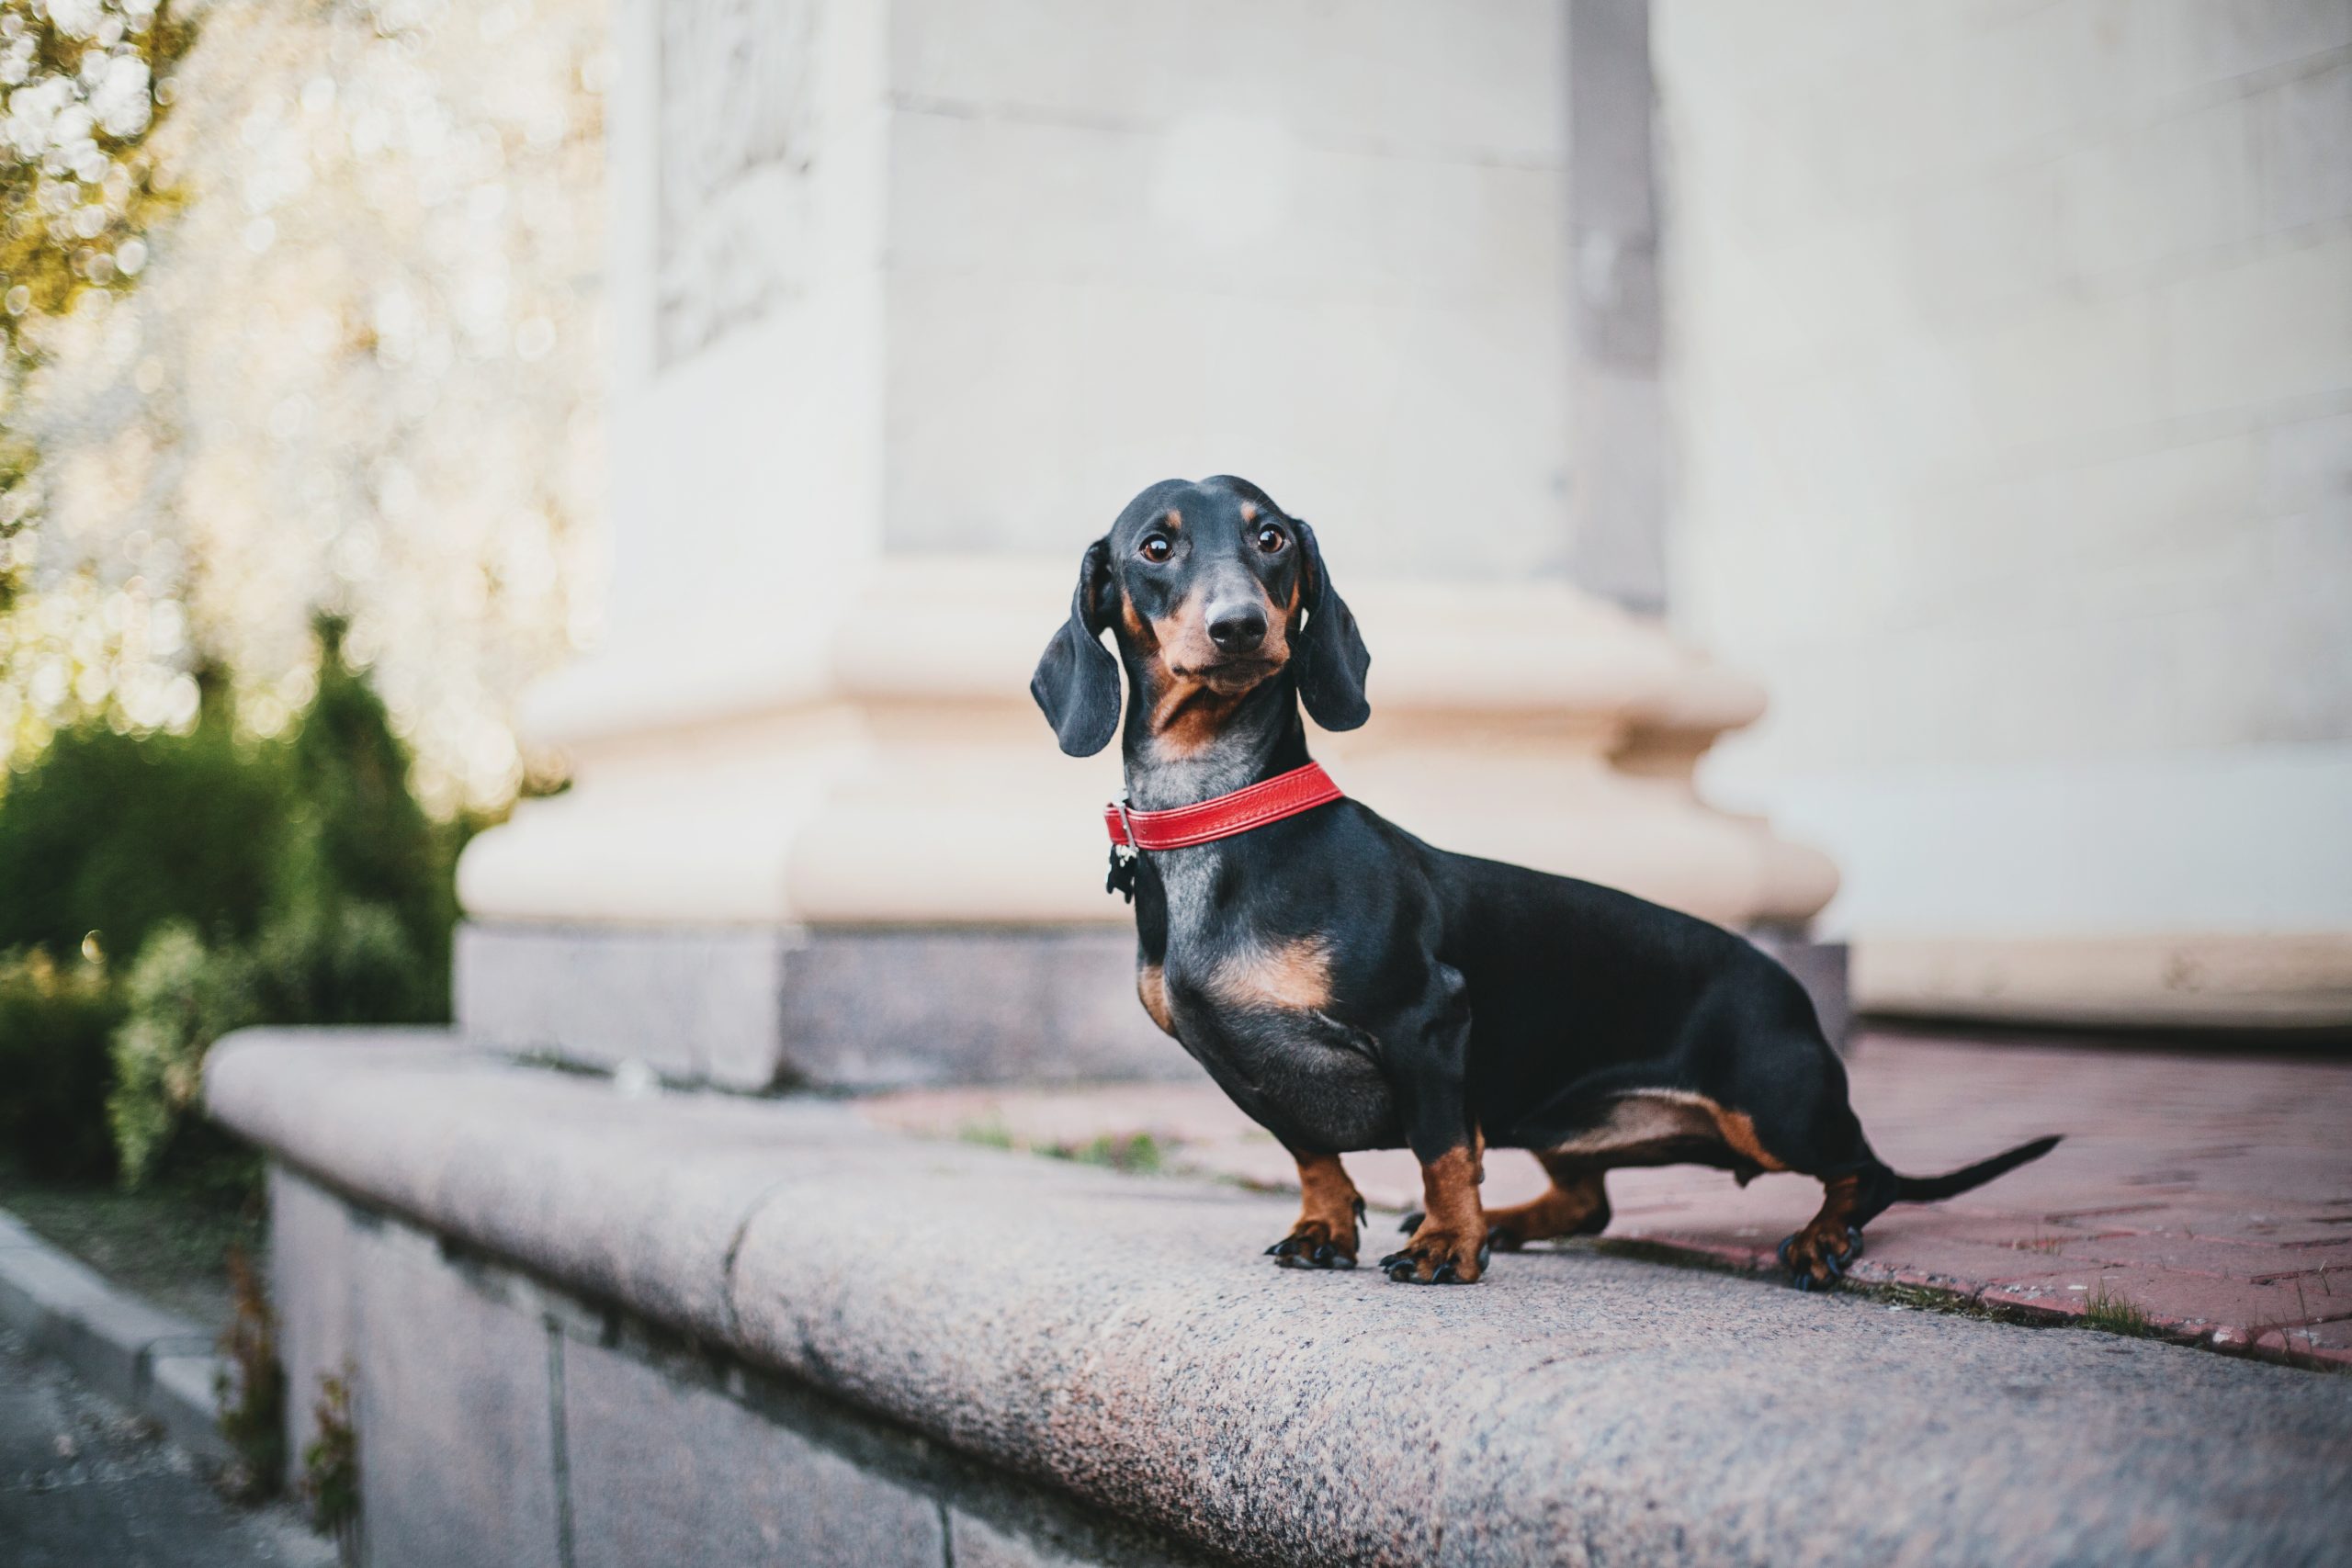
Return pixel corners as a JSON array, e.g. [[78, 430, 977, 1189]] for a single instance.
[[0, 615, 469, 1188], [0, 0, 196, 613]]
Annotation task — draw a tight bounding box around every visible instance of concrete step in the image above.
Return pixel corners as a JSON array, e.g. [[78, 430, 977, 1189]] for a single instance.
[[209, 1028, 2352, 1568]]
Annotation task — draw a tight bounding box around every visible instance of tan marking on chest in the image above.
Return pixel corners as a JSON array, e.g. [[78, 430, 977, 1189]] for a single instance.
[[1136, 962, 1176, 1036], [1206, 936, 1333, 1012], [1547, 1089, 1790, 1169]]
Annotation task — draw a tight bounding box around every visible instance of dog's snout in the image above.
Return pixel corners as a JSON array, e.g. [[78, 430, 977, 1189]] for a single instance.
[[1207, 604, 1269, 653]]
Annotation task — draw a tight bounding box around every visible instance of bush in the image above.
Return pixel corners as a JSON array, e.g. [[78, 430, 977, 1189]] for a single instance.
[[107, 897, 447, 1189], [107, 923, 262, 1189], [0, 950, 127, 1181], [0, 682, 290, 966], [103, 621, 462, 1188], [251, 898, 437, 1026], [278, 617, 451, 964], [3, 617, 469, 1191]]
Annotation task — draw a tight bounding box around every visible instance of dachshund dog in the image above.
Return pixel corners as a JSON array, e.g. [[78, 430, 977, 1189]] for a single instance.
[[1032, 475, 2057, 1287]]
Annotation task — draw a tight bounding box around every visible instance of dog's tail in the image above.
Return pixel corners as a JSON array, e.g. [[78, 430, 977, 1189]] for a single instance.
[[1891, 1134, 2063, 1203]]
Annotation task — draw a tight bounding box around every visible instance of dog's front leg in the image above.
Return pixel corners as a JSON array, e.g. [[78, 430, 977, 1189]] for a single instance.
[[1377, 969, 1487, 1285], [1266, 1150, 1364, 1269]]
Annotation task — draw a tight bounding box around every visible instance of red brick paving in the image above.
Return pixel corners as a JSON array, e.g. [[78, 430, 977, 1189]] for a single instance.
[[864, 1031, 2352, 1369]]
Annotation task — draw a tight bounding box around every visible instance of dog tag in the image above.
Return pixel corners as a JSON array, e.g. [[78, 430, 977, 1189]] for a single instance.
[[1106, 845, 1138, 903]]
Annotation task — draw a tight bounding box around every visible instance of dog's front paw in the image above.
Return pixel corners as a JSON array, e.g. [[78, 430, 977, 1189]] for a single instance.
[[1266, 1196, 1363, 1269], [1377, 1228, 1489, 1285], [1267, 1219, 1358, 1269]]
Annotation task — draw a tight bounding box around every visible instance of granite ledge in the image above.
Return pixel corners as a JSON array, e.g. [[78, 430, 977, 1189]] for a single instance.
[[205, 1029, 2352, 1568]]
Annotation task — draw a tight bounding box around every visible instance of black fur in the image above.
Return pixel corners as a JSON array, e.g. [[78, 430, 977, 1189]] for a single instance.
[[1033, 476, 2059, 1287]]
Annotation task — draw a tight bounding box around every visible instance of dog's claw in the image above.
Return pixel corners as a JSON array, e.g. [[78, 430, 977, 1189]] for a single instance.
[[1398, 1210, 1424, 1235], [1378, 1241, 1481, 1284], [1272, 1229, 1355, 1269]]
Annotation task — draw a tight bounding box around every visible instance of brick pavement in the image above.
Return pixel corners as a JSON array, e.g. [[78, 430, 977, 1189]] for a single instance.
[[864, 1032, 2352, 1369]]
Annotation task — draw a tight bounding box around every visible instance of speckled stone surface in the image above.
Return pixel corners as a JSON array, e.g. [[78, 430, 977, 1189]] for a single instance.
[[209, 1031, 2352, 1568], [560, 1333, 947, 1568], [865, 1031, 2352, 1365]]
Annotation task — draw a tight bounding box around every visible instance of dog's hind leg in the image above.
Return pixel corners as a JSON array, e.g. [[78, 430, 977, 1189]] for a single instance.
[[1699, 1023, 1899, 1289], [1779, 1172, 1874, 1290], [1478, 1156, 1611, 1251], [1768, 1110, 1901, 1289]]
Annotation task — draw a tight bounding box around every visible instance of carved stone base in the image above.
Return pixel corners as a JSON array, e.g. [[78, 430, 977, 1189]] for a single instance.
[[456, 919, 1851, 1089], [456, 920, 1188, 1091], [454, 558, 1843, 1086]]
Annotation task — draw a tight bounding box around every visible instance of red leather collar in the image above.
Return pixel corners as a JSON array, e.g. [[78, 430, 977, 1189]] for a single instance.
[[1104, 762, 1344, 852]]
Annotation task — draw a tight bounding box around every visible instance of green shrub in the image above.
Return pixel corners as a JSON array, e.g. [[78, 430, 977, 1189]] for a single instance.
[[6, 617, 466, 1190], [107, 923, 261, 1189], [0, 683, 289, 966], [278, 617, 452, 976], [107, 897, 447, 1190], [253, 897, 437, 1026], [0, 950, 127, 1180]]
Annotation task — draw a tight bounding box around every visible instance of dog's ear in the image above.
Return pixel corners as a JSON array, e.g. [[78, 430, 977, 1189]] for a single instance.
[[1294, 519, 1371, 731], [1031, 536, 1123, 756]]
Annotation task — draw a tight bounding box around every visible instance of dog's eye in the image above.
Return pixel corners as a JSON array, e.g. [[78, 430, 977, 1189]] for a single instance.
[[1254, 524, 1287, 555], [1138, 534, 1172, 563]]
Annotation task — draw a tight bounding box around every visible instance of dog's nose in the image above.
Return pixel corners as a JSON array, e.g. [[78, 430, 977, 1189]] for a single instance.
[[1207, 605, 1268, 653]]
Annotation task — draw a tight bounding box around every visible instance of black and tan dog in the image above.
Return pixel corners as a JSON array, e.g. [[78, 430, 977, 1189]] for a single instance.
[[1032, 475, 2057, 1287]]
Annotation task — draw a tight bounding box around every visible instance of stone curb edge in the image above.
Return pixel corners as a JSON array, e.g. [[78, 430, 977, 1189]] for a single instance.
[[0, 1204, 233, 1463]]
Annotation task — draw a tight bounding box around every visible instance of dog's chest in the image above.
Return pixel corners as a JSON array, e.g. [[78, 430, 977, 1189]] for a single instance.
[[1154, 856, 1398, 1150]]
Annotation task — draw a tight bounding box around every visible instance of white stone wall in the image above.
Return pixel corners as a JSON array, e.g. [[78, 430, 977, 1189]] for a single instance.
[[594, 0, 1577, 695], [1657, 0, 2352, 940], [879, 0, 1574, 577]]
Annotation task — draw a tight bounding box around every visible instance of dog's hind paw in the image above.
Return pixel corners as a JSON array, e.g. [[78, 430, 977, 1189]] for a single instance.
[[1777, 1224, 1863, 1290]]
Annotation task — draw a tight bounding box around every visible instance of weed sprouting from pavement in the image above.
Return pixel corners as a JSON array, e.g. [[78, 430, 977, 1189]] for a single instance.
[[302, 1362, 361, 1558], [1047, 1133, 1164, 1175], [2083, 1283, 2155, 1337], [956, 1122, 1165, 1175]]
